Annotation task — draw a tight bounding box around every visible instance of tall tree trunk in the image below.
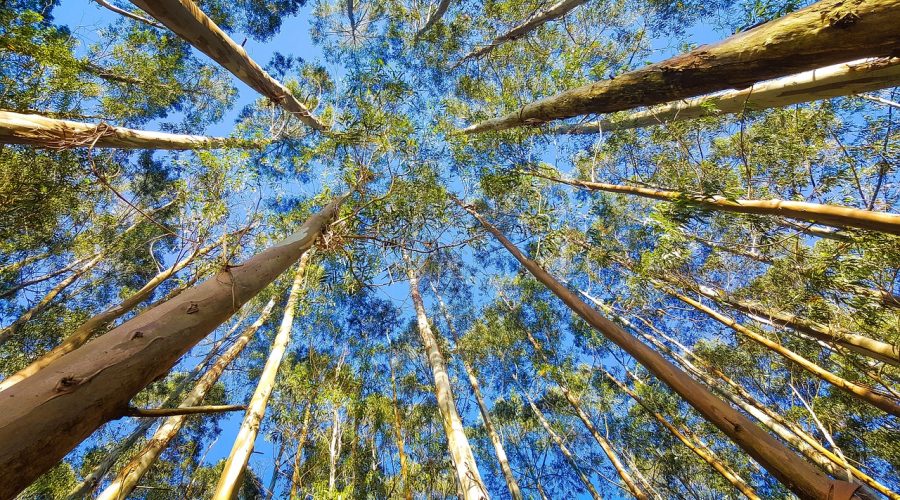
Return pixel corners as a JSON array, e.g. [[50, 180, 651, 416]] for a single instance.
[[692, 283, 900, 367], [457, 200, 859, 500], [663, 286, 900, 416], [404, 254, 489, 500], [0, 110, 252, 149], [289, 399, 316, 499], [594, 299, 896, 500], [416, 0, 453, 37], [521, 389, 602, 500], [534, 172, 900, 235], [388, 347, 413, 500], [0, 195, 344, 498], [455, 0, 588, 65], [1, 234, 225, 392], [213, 251, 313, 499], [555, 57, 900, 134], [0, 254, 91, 300], [95, 298, 277, 499], [601, 368, 760, 499], [129, 0, 326, 131], [431, 285, 524, 500], [264, 437, 287, 500], [64, 311, 251, 500], [462, 0, 900, 133], [515, 319, 646, 499], [328, 404, 342, 492], [0, 253, 102, 345]]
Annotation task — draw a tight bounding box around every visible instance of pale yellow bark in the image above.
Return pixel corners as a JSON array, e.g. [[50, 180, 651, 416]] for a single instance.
[[96, 298, 276, 500], [213, 252, 312, 499], [556, 58, 900, 134], [0, 110, 249, 150]]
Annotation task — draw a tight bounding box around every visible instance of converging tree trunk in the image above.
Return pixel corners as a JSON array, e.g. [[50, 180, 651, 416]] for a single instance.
[[0, 195, 345, 499], [462, 0, 900, 133], [64, 311, 253, 499], [289, 396, 316, 499], [95, 298, 276, 499], [661, 285, 900, 416], [1, 234, 227, 392], [602, 368, 761, 499], [555, 57, 900, 134], [0, 254, 91, 300], [128, 0, 326, 131], [388, 344, 414, 500], [455, 0, 588, 66], [457, 199, 860, 500], [213, 251, 313, 499], [416, 0, 453, 37], [534, 172, 900, 235], [0, 253, 102, 346], [693, 283, 900, 367], [404, 254, 489, 500], [431, 285, 524, 500], [0, 110, 253, 150], [521, 389, 602, 500]]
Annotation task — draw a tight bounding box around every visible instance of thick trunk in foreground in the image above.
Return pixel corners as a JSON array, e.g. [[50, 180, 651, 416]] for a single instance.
[[0, 253, 102, 346], [96, 298, 276, 499], [694, 284, 900, 367], [665, 286, 900, 416], [0, 195, 344, 499], [432, 286, 523, 500], [602, 368, 760, 499], [556, 57, 900, 134], [462, 0, 900, 133], [129, 0, 326, 131], [537, 173, 900, 235], [609, 305, 896, 500], [455, 0, 588, 66], [522, 390, 602, 500], [416, 0, 453, 37], [1, 236, 224, 392], [457, 200, 859, 500], [405, 257, 489, 500], [213, 252, 312, 499], [64, 312, 252, 499], [0, 110, 252, 150]]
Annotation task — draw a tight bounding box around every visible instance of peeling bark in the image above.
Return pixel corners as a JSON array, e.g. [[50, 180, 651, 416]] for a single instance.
[[0, 195, 344, 498], [462, 0, 900, 133]]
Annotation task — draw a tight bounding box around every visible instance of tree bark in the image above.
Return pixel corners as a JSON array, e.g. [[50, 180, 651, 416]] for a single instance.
[[457, 199, 859, 500], [555, 57, 900, 134], [431, 286, 524, 500], [404, 254, 489, 500], [64, 312, 251, 500], [514, 313, 646, 499], [213, 251, 313, 499], [596, 301, 897, 500], [1, 235, 225, 392], [455, 0, 588, 66], [0, 253, 102, 346], [0, 254, 90, 300], [535, 172, 900, 235], [416, 0, 453, 37], [95, 298, 276, 500], [462, 0, 900, 133], [602, 368, 761, 499], [694, 283, 900, 367], [0, 110, 252, 150], [129, 0, 326, 131], [521, 390, 602, 500], [289, 398, 315, 499], [0, 195, 344, 499], [388, 346, 413, 500]]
